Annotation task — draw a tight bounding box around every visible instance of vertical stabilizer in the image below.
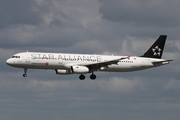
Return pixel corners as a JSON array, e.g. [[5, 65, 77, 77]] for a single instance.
[[141, 35, 167, 59]]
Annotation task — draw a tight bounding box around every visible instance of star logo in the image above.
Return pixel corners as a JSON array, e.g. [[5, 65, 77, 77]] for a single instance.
[[152, 46, 162, 56]]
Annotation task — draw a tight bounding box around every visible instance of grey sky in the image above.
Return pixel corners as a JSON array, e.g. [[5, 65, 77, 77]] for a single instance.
[[1, 0, 180, 120]]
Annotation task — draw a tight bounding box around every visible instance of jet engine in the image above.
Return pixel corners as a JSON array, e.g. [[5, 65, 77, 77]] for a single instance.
[[55, 69, 72, 75], [71, 66, 89, 74]]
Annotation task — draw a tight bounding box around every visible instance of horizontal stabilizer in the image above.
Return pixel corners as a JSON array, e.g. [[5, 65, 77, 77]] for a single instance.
[[152, 59, 173, 65]]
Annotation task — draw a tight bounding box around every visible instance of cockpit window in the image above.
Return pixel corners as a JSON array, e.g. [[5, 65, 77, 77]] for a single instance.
[[12, 56, 20, 58]]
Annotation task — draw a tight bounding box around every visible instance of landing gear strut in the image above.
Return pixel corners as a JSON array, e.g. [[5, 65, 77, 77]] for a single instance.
[[23, 68, 27, 77]]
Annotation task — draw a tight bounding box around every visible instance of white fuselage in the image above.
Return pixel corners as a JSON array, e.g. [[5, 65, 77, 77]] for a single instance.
[[6, 52, 169, 73]]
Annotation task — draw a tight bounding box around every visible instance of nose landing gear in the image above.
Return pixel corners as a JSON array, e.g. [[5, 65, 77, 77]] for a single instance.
[[23, 69, 27, 77]]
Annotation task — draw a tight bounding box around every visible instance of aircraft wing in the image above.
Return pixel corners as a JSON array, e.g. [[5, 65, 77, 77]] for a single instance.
[[79, 56, 128, 71]]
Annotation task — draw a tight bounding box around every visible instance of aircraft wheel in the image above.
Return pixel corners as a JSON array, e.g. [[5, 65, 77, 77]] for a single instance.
[[90, 74, 96, 80], [79, 74, 85, 80], [23, 74, 27, 77]]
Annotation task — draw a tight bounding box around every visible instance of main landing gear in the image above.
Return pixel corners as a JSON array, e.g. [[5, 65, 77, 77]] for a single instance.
[[23, 68, 27, 77], [79, 73, 96, 80], [79, 74, 85, 80]]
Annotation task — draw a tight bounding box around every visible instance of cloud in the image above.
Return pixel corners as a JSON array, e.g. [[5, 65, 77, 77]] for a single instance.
[[99, 0, 180, 26], [1, 0, 180, 120], [0, 0, 42, 28], [163, 79, 180, 90], [97, 77, 143, 92], [99, 0, 180, 38], [158, 103, 180, 110]]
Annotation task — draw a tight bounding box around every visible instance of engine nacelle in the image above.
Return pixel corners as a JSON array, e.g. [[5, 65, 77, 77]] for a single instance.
[[71, 66, 89, 74], [55, 69, 72, 75]]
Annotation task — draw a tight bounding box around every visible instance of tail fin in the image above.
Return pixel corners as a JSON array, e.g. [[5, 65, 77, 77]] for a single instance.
[[141, 35, 167, 59]]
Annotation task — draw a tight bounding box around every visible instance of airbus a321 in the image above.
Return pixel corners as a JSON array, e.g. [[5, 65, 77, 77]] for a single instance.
[[6, 35, 173, 80]]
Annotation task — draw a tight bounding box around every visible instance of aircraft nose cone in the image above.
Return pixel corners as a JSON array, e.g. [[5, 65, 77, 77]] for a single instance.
[[6, 58, 13, 65]]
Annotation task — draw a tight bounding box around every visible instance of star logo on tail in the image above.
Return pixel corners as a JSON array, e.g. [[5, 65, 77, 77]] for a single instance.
[[152, 46, 162, 56]]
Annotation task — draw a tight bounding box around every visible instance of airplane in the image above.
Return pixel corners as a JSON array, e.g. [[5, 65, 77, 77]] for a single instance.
[[6, 35, 173, 80]]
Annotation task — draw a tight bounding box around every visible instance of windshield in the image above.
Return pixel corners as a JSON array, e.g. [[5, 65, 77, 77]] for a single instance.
[[12, 56, 20, 58]]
